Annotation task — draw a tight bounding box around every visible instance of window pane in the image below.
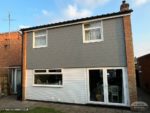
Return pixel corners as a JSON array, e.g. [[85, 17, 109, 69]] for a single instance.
[[89, 69, 104, 102], [107, 69, 124, 103], [35, 36, 46, 47], [85, 28, 101, 41], [35, 30, 46, 36], [35, 70, 46, 73], [49, 69, 61, 72], [85, 22, 101, 28], [34, 74, 62, 85]]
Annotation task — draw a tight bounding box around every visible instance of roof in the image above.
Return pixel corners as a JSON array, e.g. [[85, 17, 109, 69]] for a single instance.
[[0, 31, 19, 34], [21, 9, 133, 31], [138, 54, 150, 59]]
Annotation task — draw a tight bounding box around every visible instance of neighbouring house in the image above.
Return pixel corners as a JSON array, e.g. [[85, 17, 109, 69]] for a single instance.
[[137, 54, 150, 93], [0, 31, 22, 96], [21, 1, 137, 107]]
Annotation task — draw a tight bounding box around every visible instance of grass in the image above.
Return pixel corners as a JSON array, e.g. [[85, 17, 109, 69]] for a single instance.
[[0, 107, 64, 113]]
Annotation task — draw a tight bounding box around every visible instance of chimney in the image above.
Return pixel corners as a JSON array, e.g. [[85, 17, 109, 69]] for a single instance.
[[120, 0, 129, 12]]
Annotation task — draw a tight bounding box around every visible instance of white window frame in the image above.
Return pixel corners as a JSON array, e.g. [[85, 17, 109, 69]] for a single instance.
[[33, 30, 48, 48], [33, 69, 63, 87], [83, 21, 104, 43]]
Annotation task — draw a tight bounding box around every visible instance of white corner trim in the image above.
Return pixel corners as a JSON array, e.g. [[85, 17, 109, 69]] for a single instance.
[[82, 24, 85, 43]]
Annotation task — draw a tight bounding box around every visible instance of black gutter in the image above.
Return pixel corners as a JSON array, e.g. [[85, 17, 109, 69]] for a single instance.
[[21, 10, 133, 31]]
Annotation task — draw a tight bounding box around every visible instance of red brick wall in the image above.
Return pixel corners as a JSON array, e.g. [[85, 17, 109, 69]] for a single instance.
[[0, 31, 22, 94], [123, 15, 137, 104], [0, 32, 22, 67]]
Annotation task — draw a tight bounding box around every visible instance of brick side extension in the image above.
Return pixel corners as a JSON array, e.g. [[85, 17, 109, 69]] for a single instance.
[[0, 32, 22, 95]]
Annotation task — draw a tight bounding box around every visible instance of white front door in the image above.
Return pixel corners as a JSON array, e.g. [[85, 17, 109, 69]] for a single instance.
[[88, 67, 128, 106]]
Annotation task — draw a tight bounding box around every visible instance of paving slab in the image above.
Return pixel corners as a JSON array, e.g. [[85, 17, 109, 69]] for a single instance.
[[0, 88, 149, 113]]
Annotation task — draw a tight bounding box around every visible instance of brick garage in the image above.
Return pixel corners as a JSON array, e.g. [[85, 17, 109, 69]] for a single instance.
[[0, 32, 22, 95], [137, 54, 150, 93]]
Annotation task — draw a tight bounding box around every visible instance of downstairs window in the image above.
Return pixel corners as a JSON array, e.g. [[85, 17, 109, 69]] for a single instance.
[[34, 69, 62, 86]]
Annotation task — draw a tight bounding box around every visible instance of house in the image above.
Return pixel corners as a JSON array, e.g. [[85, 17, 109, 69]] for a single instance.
[[0, 31, 22, 96], [21, 1, 137, 107], [137, 54, 150, 93]]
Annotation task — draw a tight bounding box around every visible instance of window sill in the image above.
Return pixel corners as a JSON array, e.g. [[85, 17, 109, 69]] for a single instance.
[[83, 39, 103, 43], [33, 45, 47, 48], [32, 84, 63, 88]]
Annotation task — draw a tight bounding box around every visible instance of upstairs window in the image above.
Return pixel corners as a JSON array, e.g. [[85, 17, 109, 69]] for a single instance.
[[83, 21, 103, 43], [33, 30, 47, 48]]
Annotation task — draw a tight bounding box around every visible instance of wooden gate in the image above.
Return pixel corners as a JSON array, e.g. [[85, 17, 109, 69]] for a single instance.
[[0, 75, 8, 95]]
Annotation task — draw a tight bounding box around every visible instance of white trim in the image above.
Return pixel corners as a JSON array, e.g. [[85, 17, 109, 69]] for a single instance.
[[83, 21, 104, 43], [85, 68, 89, 104], [101, 21, 104, 42], [86, 68, 90, 104], [124, 67, 130, 106], [24, 14, 131, 33], [86, 67, 129, 106], [88, 101, 129, 107], [34, 69, 62, 74], [34, 72, 61, 75], [33, 30, 48, 48], [82, 24, 85, 43], [33, 84, 63, 88], [0, 66, 21, 69], [104, 68, 108, 103], [84, 26, 102, 30]]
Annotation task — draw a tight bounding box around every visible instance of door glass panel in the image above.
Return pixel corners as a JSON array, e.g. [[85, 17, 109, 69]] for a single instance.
[[89, 69, 104, 102], [107, 69, 124, 103], [11, 69, 15, 93], [11, 69, 21, 94], [16, 69, 21, 85]]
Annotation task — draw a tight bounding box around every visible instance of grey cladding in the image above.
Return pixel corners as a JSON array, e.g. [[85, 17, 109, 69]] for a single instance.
[[26, 17, 127, 69]]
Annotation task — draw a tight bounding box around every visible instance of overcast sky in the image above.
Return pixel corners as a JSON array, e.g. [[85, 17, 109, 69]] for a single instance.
[[0, 0, 150, 57]]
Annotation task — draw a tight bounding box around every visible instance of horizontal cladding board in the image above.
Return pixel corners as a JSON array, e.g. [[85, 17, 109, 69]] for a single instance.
[[25, 67, 129, 106], [26, 69, 88, 104], [26, 17, 126, 69]]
